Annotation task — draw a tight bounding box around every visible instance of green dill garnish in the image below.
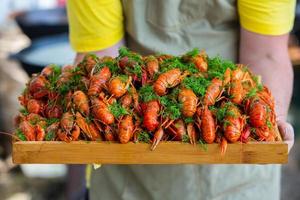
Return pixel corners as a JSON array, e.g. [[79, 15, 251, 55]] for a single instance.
[[126, 64, 142, 78], [78, 54, 99, 72], [266, 120, 272, 129], [211, 106, 226, 122], [118, 47, 142, 62], [185, 48, 199, 58], [223, 120, 231, 128], [207, 56, 236, 80], [58, 73, 85, 95], [266, 106, 271, 114], [84, 53, 99, 61], [182, 134, 190, 143], [245, 88, 257, 99], [227, 110, 236, 117], [94, 60, 119, 74], [72, 66, 82, 73], [198, 139, 208, 151], [118, 74, 129, 82], [252, 75, 263, 91], [139, 85, 159, 102], [163, 103, 182, 119], [28, 116, 41, 125], [106, 61, 119, 73], [85, 116, 93, 124], [19, 107, 29, 116], [118, 47, 143, 78], [211, 102, 235, 122], [252, 75, 260, 84], [182, 76, 210, 96], [45, 131, 55, 141], [109, 102, 128, 118], [168, 88, 180, 100], [145, 55, 156, 62], [58, 84, 69, 95], [159, 96, 182, 120], [47, 64, 62, 91], [184, 117, 194, 124], [16, 129, 26, 141], [257, 84, 263, 91], [137, 131, 151, 143], [160, 57, 198, 74], [46, 118, 60, 126]]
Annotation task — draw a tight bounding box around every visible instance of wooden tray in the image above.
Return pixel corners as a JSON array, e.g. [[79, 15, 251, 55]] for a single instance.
[[12, 141, 288, 164]]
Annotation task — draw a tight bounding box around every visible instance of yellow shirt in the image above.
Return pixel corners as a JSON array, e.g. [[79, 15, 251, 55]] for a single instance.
[[67, 0, 296, 53], [238, 0, 296, 35], [67, 0, 124, 52]]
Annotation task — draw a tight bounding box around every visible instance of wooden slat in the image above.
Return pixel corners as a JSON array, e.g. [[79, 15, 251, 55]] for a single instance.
[[12, 141, 288, 164]]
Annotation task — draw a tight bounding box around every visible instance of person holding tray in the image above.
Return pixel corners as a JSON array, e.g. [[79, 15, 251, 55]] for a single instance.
[[66, 0, 295, 199]]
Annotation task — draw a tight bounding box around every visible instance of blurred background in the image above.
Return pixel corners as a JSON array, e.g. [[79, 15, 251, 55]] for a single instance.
[[0, 0, 299, 200]]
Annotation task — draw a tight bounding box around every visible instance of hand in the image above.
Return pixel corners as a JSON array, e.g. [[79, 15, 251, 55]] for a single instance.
[[278, 121, 294, 153]]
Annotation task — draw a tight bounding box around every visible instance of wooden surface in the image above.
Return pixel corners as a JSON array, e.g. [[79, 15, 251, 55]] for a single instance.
[[13, 141, 288, 164]]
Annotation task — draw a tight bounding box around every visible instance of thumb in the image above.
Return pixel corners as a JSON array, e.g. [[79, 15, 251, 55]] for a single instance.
[[277, 121, 294, 153]]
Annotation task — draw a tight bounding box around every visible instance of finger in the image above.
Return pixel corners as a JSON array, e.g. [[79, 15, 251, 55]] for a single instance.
[[277, 121, 294, 153]]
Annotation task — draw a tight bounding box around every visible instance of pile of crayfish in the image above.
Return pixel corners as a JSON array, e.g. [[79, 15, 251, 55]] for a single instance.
[[15, 47, 281, 154]]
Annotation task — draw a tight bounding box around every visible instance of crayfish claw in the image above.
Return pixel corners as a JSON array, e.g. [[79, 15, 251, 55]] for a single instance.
[[151, 138, 160, 151], [151, 127, 164, 151], [190, 136, 197, 145], [220, 137, 228, 156], [187, 123, 197, 145]]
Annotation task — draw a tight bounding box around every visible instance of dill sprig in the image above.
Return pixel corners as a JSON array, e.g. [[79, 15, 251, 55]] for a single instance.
[[139, 85, 159, 102], [185, 48, 199, 58], [252, 75, 263, 91], [184, 117, 194, 124], [210, 102, 235, 122], [28, 115, 41, 125], [182, 134, 190, 143], [245, 88, 257, 99], [118, 47, 143, 78], [46, 118, 60, 126], [137, 131, 151, 143], [182, 76, 210, 96], [126, 64, 142, 78], [118, 74, 129, 82], [159, 96, 182, 120], [207, 56, 236, 80], [119, 47, 142, 62], [198, 139, 208, 151], [109, 102, 128, 118], [266, 120, 273, 129], [223, 120, 232, 128], [45, 130, 55, 141], [84, 53, 99, 61], [47, 64, 62, 91], [19, 107, 29, 116], [250, 127, 256, 134], [58, 72, 85, 95], [16, 129, 26, 141], [78, 53, 99, 71], [94, 59, 119, 74], [160, 57, 198, 74]]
